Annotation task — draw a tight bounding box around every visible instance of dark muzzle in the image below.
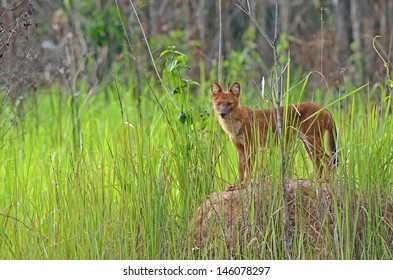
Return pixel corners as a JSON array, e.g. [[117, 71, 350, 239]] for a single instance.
[[219, 111, 227, 118]]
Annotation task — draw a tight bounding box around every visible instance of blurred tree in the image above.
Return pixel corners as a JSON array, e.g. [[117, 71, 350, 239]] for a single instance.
[[2, 0, 392, 97], [0, 0, 36, 115]]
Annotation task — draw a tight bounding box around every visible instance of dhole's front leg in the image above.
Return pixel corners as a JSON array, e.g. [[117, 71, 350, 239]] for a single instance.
[[226, 142, 249, 191]]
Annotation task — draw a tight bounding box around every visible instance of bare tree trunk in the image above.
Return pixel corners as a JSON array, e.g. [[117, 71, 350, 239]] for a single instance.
[[388, 0, 393, 36], [195, 0, 216, 69], [279, 0, 289, 34], [363, 0, 377, 83], [221, 0, 232, 60], [350, 0, 364, 84], [148, 0, 158, 36], [218, 0, 222, 83], [380, 0, 387, 41], [334, 0, 351, 66], [251, 0, 273, 73], [194, 0, 208, 42]]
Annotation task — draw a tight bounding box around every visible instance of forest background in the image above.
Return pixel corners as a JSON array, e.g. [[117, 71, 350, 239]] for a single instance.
[[2, 0, 392, 98]]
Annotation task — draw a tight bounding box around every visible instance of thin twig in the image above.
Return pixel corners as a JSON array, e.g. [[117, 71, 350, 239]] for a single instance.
[[127, 0, 178, 109], [217, 0, 222, 83], [271, 0, 291, 260], [112, 69, 124, 122], [237, 0, 292, 260], [320, 6, 324, 77], [114, 0, 142, 100], [236, 3, 274, 49], [0, 213, 34, 231]]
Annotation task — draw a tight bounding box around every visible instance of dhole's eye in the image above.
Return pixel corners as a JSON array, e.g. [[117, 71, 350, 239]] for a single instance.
[[217, 102, 222, 106], [227, 102, 233, 106]]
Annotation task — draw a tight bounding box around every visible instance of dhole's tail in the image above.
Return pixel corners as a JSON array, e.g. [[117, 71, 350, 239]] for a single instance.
[[327, 118, 338, 167]]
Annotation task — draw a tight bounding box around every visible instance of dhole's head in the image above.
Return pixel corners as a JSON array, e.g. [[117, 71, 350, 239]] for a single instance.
[[210, 81, 241, 118]]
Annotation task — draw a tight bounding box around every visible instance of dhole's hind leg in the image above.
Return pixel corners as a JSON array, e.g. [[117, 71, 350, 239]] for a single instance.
[[303, 136, 331, 178]]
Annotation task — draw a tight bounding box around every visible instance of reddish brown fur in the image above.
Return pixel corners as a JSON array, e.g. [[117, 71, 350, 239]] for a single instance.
[[210, 81, 338, 191]]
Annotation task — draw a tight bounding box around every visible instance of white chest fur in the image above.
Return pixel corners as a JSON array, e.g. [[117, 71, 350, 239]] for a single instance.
[[218, 115, 244, 144]]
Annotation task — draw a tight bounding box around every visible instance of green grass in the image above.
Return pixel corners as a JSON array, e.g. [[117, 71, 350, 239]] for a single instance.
[[0, 73, 392, 259]]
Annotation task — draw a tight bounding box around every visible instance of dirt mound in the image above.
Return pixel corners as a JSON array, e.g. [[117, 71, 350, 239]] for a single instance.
[[193, 179, 392, 258]]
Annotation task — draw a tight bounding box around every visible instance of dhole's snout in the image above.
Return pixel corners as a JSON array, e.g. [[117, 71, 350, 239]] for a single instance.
[[217, 104, 230, 118], [219, 110, 228, 118]]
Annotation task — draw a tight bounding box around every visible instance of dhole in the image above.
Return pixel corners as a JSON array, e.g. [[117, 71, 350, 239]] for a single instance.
[[211, 81, 338, 191]]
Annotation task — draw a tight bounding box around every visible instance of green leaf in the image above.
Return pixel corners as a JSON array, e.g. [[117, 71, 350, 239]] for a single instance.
[[386, 79, 393, 88], [175, 55, 185, 62], [159, 49, 170, 58], [178, 61, 187, 69], [189, 81, 200, 86], [173, 50, 186, 57], [178, 111, 187, 124], [199, 110, 209, 119], [172, 87, 180, 95], [166, 59, 178, 73]]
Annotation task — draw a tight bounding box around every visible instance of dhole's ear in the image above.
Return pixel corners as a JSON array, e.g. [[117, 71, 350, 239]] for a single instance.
[[229, 81, 241, 96], [210, 81, 222, 96]]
